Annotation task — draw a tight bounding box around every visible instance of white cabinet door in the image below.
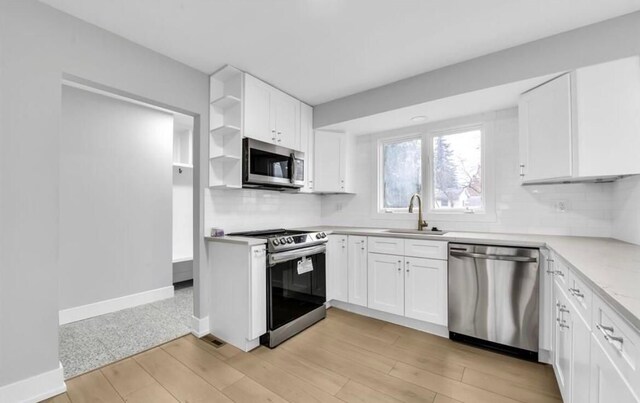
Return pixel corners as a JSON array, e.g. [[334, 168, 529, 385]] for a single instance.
[[347, 235, 368, 307], [590, 335, 640, 403], [539, 249, 554, 357], [404, 257, 447, 325], [314, 131, 346, 192], [367, 253, 404, 315], [244, 74, 273, 144], [554, 282, 572, 402], [519, 73, 573, 182], [326, 234, 348, 302], [272, 89, 300, 150], [249, 245, 267, 340], [575, 56, 640, 177], [572, 309, 591, 403], [299, 103, 314, 192]]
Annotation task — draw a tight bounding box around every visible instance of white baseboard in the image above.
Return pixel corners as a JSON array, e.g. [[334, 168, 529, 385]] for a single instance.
[[0, 362, 66, 403], [328, 300, 449, 338], [190, 315, 210, 338], [59, 286, 174, 325]]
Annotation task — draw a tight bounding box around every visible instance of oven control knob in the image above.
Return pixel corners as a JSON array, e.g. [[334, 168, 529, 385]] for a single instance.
[[273, 239, 279, 246], [279, 238, 287, 245], [316, 233, 321, 239], [287, 237, 294, 244], [320, 232, 326, 238]]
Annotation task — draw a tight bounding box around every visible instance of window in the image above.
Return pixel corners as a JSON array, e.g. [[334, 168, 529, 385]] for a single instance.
[[381, 137, 422, 210], [431, 128, 483, 212], [376, 122, 490, 219]]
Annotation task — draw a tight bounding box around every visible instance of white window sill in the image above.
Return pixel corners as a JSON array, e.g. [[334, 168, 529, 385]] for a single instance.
[[373, 210, 496, 223]]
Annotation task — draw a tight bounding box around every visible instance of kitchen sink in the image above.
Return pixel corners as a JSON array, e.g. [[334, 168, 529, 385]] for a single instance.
[[382, 229, 447, 236]]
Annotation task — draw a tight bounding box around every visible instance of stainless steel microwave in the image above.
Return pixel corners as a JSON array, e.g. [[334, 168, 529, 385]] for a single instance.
[[242, 138, 305, 189]]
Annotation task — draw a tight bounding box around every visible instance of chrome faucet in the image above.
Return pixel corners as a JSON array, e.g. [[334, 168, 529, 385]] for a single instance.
[[408, 193, 428, 231]]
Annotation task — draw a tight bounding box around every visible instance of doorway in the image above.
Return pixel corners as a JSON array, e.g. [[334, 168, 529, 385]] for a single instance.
[[57, 82, 197, 379]]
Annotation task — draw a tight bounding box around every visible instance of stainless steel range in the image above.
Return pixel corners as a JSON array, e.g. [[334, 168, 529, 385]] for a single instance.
[[228, 229, 329, 348]]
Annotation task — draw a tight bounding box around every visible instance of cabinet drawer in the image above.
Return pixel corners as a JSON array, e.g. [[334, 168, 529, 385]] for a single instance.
[[368, 237, 404, 256], [404, 239, 447, 260], [567, 268, 592, 326], [592, 293, 640, 398], [553, 257, 570, 287]]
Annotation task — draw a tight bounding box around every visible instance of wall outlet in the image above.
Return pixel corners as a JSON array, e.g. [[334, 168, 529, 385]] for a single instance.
[[554, 200, 568, 213]]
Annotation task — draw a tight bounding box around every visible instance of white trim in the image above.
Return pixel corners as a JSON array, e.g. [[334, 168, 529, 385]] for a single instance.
[[190, 315, 210, 338], [328, 300, 449, 338], [0, 362, 66, 403], [59, 286, 174, 325]]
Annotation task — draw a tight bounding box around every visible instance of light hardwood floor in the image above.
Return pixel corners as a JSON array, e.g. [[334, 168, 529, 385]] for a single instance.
[[43, 308, 562, 403]]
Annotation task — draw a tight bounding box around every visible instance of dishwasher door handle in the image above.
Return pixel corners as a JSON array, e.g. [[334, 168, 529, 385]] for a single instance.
[[450, 251, 538, 263]]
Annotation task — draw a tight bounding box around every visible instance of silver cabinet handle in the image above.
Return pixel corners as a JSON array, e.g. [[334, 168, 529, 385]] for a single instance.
[[555, 270, 565, 277], [519, 163, 525, 178], [597, 324, 624, 349], [559, 308, 570, 313], [271, 129, 276, 141], [569, 288, 584, 298], [277, 132, 282, 142], [547, 258, 555, 262], [546, 270, 556, 274]]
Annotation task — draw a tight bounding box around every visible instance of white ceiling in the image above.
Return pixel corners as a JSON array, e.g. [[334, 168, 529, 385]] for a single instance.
[[40, 0, 640, 105], [322, 74, 558, 135]]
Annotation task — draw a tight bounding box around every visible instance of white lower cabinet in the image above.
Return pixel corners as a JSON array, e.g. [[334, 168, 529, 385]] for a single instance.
[[347, 235, 368, 307], [554, 282, 573, 400], [367, 253, 404, 315], [404, 257, 447, 325], [590, 335, 640, 402], [554, 279, 591, 403], [326, 235, 348, 302]]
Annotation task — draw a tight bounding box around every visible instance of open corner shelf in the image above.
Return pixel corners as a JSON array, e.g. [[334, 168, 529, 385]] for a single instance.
[[211, 65, 242, 83], [209, 184, 242, 190], [210, 124, 241, 137], [210, 154, 241, 163], [210, 94, 240, 110]]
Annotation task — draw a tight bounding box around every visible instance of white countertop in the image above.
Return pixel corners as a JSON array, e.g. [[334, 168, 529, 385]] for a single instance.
[[298, 225, 640, 332], [205, 235, 267, 246]]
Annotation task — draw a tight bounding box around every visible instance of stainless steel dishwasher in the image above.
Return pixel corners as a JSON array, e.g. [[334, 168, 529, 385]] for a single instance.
[[448, 243, 540, 360]]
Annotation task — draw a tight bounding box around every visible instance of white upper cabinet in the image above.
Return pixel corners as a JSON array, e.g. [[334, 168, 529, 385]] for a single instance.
[[519, 56, 640, 184], [314, 130, 352, 193], [519, 73, 573, 183], [575, 56, 640, 178], [243, 73, 301, 150], [243, 74, 273, 144], [299, 103, 315, 193]]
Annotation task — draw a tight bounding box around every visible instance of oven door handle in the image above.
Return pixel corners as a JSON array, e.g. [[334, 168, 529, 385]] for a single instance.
[[269, 244, 327, 266]]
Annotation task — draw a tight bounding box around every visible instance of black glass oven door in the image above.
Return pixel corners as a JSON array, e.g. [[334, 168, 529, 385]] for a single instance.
[[267, 251, 326, 330]]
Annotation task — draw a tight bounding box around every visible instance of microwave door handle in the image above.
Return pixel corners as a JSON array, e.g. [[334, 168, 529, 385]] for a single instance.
[[289, 153, 296, 184]]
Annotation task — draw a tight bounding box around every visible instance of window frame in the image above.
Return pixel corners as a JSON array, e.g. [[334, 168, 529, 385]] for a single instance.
[[373, 116, 496, 223], [377, 133, 424, 214]]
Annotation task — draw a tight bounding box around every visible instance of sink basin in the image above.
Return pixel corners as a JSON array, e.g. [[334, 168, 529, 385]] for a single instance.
[[383, 229, 447, 236]]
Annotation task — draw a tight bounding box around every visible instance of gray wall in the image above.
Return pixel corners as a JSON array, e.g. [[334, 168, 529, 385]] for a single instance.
[[0, 0, 208, 388], [314, 11, 640, 127], [59, 86, 173, 310]]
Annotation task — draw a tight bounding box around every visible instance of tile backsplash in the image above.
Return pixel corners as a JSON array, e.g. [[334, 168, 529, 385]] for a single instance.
[[204, 188, 322, 234]]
